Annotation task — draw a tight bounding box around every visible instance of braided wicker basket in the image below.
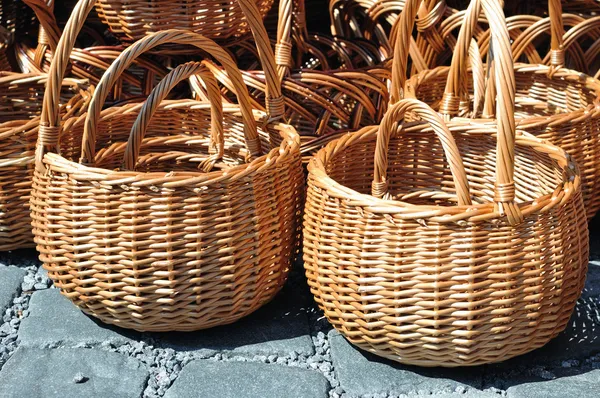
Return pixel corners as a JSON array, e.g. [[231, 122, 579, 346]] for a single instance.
[[303, 0, 588, 367], [94, 0, 274, 53], [406, 0, 600, 219], [31, 0, 303, 332]]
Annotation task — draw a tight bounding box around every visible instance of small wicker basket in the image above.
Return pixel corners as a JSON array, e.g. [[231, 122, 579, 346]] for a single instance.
[[31, 0, 303, 332], [303, 0, 588, 367]]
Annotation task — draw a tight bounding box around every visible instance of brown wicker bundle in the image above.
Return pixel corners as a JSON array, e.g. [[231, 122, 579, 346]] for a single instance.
[[406, 0, 600, 219], [94, 0, 275, 53], [303, 0, 588, 367], [0, 72, 89, 251], [31, 0, 303, 332]]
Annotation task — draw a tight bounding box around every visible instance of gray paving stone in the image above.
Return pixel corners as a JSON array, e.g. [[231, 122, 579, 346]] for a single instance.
[[19, 289, 139, 348], [0, 266, 26, 315], [153, 278, 315, 356], [0, 347, 148, 398], [506, 369, 600, 398], [164, 360, 329, 398], [329, 330, 483, 396]]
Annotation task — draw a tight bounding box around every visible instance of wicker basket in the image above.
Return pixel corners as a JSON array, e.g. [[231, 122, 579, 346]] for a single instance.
[[94, 0, 274, 52], [405, 0, 600, 219], [31, 0, 303, 332], [0, 72, 89, 251], [303, 0, 588, 367]]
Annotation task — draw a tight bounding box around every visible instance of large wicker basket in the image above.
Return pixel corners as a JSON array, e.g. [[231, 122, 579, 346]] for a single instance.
[[94, 0, 274, 52], [404, 0, 600, 219], [303, 0, 588, 367], [31, 0, 303, 332]]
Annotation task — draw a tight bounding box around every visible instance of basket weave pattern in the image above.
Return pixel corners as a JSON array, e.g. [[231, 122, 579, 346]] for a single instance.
[[95, 0, 274, 44]]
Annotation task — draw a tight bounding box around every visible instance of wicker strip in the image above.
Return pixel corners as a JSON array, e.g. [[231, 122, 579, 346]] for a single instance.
[[31, 1, 303, 332]]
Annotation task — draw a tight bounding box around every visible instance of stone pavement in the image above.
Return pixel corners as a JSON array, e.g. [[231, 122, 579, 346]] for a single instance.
[[0, 220, 598, 398]]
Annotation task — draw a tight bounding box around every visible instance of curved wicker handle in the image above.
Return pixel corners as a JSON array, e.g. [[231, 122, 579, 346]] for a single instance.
[[548, 0, 565, 66], [395, 0, 522, 224], [125, 61, 224, 171], [276, 0, 294, 78], [82, 29, 261, 163], [237, 0, 284, 119], [22, 0, 61, 69], [438, 0, 483, 117], [372, 98, 472, 206]]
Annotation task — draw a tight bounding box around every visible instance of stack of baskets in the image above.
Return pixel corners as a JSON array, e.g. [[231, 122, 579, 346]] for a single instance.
[[0, 0, 596, 367]]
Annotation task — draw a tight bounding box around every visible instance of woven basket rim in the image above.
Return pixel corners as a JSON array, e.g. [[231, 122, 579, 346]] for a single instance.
[[307, 121, 580, 221]]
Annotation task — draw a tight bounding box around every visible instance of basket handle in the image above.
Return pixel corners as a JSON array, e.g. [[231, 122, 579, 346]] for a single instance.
[[372, 98, 472, 206], [82, 29, 261, 164], [395, 0, 522, 224], [125, 61, 224, 171], [21, 0, 61, 69], [276, 0, 294, 78], [548, 0, 565, 66], [237, 0, 285, 119], [436, 0, 483, 117], [36, 0, 97, 173]]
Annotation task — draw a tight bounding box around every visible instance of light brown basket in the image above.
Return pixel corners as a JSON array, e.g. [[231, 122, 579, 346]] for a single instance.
[[94, 0, 274, 53], [0, 72, 89, 251], [405, 0, 600, 219], [303, 0, 588, 367], [31, 0, 303, 332]]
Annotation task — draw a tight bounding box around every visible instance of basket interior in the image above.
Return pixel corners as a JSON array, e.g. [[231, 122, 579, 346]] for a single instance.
[[324, 125, 565, 207], [59, 101, 277, 173]]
